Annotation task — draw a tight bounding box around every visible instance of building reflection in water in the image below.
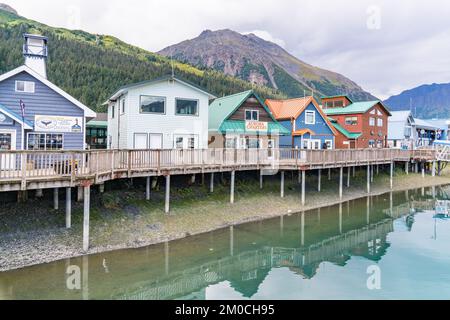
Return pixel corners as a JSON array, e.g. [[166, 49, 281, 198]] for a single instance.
[[2, 185, 450, 300]]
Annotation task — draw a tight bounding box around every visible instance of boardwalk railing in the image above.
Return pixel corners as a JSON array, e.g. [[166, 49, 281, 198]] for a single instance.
[[0, 148, 437, 183]]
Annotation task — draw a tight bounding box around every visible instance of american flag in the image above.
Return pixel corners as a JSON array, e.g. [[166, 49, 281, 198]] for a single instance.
[[19, 99, 25, 122]]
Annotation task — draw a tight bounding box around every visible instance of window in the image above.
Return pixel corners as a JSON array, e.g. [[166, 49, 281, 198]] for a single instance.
[[121, 99, 126, 114], [305, 111, 316, 124], [225, 138, 237, 149], [325, 140, 333, 149], [175, 137, 184, 149], [369, 140, 375, 148], [405, 126, 412, 137], [345, 117, 358, 125], [370, 109, 376, 115], [245, 110, 259, 121], [246, 137, 260, 149], [176, 99, 199, 116], [188, 137, 195, 149], [140, 96, 165, 114], [325, 101, 334, 109], [111, 104, 115, 119], [377, 118, 383, 127], [334, 100, 344, 108], [27, 133, 63, 150], [369, 117, 376, 126], [377, 110, 383, 116], [15, 80, 35, 93], [377, 140, 384, 148]]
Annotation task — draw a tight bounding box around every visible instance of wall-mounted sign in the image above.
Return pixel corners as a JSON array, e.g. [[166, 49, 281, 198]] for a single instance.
[[245, 121, 268, 133], [35, 115, 83, 133]]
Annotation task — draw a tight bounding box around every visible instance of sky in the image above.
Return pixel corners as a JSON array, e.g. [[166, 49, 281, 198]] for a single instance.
[[5, 0, 450, 99]]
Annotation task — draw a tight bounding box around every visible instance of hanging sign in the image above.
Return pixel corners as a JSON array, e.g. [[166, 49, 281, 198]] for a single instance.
[[35, 115, 83, 133]]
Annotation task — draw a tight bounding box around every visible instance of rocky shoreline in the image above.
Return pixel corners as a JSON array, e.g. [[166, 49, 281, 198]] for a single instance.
[[1, 170, 450, 272]]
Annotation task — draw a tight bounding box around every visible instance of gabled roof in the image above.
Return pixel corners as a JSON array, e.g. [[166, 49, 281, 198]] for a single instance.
[[389, 110, 414, 123], [108, 75, 216, 101], [329, 118, 362, 139], [293, 129, 315, 136], [0, 65, 96, 118], [209, 90, 281, 131], [324, 101, 391, 116], [265, 96, 338, 135], [0, 103, 33, 129]]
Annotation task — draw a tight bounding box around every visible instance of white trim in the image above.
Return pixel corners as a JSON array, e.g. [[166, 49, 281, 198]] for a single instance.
[[305, 110, 316, 125], [15, 80, 35, 93], [108, 77, 216, 101], [26, 132, 65, 151], [0, 65, 96, 118], [245, 109, 260, 121], [0, 108, 32, 130], [0, 129, 17, 151]]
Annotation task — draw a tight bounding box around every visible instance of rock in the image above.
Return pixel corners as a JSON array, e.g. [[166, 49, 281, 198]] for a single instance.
[[0, 3, 18, 15]]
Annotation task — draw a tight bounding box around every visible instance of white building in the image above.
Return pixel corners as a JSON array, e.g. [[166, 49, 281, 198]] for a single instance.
[[387, 111, 416, 149], [107, 76, 215, 149]]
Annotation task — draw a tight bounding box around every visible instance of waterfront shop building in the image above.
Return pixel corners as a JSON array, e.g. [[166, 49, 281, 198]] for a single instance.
[[0, 34, 96, 152], [329, 118, 362, 149], [322, 95, 391, 149], [86, 113, 108, 149], [208, 90, 290, 150], [387, 111, 416, 149], [414, 118, 441, 147], [107, 76, 215, 150], [265, 96, 337, 149]]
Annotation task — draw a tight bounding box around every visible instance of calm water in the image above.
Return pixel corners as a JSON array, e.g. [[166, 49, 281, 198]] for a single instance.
[[1, 186, 450, 300]]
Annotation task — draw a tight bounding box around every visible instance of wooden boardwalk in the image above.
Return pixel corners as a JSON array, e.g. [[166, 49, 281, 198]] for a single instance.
[[0, 148, 437, 192]]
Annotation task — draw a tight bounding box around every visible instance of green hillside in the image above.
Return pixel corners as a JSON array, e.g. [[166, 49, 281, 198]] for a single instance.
[[0, 9, 285, 112]]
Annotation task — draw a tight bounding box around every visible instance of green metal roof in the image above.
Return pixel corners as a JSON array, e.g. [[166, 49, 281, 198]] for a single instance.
[[331, 122, 362, 139], [209, 90, 285, 133], [323, 101, 391, 116], [218, 120, 290, 135], [87, 120, 108, 128]]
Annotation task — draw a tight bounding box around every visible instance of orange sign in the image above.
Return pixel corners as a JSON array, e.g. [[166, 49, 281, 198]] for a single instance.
[[245, 121, 268, 132]]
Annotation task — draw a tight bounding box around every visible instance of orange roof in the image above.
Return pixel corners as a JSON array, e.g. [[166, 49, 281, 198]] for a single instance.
[[293, 129, 315, 136], [266, 97, 313, 120], [266, 96, 338, 136]]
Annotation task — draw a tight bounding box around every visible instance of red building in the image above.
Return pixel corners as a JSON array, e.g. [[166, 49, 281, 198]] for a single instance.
[[323, 96, 391, 149]]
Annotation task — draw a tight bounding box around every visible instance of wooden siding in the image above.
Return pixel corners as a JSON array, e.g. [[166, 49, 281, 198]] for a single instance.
[[0, 71, 85, 150], [108, 80, 210, 150], [228, 97, 274, 123]]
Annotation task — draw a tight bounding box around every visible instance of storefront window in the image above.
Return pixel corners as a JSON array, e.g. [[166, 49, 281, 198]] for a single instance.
[[28, 133, 63, 150]]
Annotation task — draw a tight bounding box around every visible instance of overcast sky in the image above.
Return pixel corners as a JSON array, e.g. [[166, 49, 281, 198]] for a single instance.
[[6, 0, 450, 99]]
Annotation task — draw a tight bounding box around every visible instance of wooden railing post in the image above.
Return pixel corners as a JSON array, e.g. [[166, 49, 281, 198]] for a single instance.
[[21, 153, 27, 190], [71, 153, 76, 186]]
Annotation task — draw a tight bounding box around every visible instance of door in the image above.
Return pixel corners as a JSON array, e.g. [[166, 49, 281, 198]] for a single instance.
[[307, 139, 321, 150], [149, 134, 163, 149], [0, 130, 16, 171], [134, 133, 148, 149]]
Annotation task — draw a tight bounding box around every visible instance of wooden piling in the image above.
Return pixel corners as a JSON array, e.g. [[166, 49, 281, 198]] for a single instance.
[[66, 187, 71, 229], [83, 185, 91, 252], [165, 175, 171, 213]]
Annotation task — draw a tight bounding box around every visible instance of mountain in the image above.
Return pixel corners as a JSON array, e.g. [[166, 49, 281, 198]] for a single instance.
[[0, 3, 16, 14], [158, 29, 376, 102], [0, 6, 284, 112], [384, 83, 450, 119]]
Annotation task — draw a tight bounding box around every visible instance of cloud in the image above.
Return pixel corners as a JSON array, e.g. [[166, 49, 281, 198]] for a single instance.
[[5, 0, 450, 99]]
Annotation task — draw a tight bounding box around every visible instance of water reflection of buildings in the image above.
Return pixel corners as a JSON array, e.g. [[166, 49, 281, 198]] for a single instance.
[[117, 219, 393, 300], [2, 190, 446, 300]]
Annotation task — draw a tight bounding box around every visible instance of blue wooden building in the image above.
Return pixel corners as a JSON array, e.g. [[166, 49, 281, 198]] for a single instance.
[[0, 34, 95, 152], [266, 97, 337, 149]]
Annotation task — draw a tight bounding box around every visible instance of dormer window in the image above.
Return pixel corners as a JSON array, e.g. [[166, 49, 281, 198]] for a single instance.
[[15, 80, 35, 93], [245, 110, 259, 121]]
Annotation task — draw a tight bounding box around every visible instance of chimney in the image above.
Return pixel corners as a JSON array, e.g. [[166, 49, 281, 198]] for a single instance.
[[23, 34, 48, 79]]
